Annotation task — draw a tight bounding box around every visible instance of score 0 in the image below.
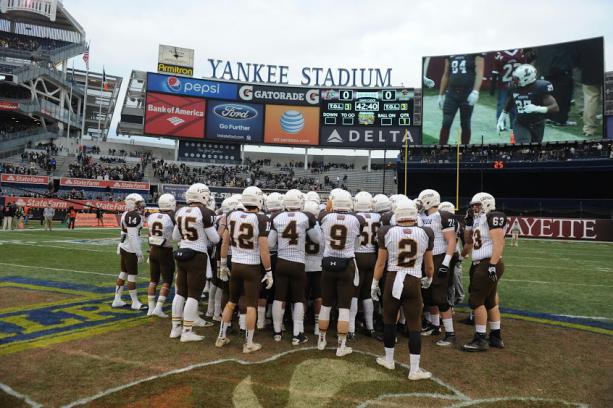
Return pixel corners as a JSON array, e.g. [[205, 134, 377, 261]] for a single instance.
[[381, 90, 396, 101], [339, 90, 354, 101]]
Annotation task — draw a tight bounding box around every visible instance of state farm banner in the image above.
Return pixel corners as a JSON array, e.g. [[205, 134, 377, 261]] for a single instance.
[[3, 196, 126, 212], [60, 178, 150, 191], [0, 101, 19, 111], [1, 174, 49, 185], [506, 217, 613, 242]]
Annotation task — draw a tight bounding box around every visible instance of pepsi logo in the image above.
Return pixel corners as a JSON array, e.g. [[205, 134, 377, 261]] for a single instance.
[[166, 76, 181, 92], [213, 104, 258, 120]]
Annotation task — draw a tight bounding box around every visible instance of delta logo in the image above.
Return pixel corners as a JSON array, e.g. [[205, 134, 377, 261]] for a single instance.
[[166, 76, 182, 92]]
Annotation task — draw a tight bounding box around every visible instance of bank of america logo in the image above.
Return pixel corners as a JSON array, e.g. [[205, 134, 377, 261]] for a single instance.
[[326, 129, 343, 143], [167, 116, 185, 126]]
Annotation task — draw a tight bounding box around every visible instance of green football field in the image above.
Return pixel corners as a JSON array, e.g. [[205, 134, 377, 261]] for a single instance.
[[421, 87, 604, 145], [1, 225, 612, 322]]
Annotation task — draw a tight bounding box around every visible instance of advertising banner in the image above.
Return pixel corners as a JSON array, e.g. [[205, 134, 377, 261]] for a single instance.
[[238, 84, 319, 105], [0, 101, 19, 111], [205, 100, 264, 143], [3, 197, 127, 212], [505, 217, 613, 241], [319, 126, 421, 149], [144, 92, 205, 139], [178, 141, 241, 164], [1, 174, 49, 185], [60, 178, 150, 191], [75, 213, 119, 228], [264, 105, 320, 145], [147, 72, 237, 100]]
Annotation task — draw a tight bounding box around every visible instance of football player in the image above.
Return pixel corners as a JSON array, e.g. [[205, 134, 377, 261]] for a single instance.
[[268, 189, 320, 345], [170, 183, 220, 342], [417, 190, 458, 347], [303, 200, 324, 336], [438, 201, 465, 307], [146, 193, 176, 318], [318, 190, 365, 357], [438, 53, 485, 145], [462, 192, 506, 351], [216, 186, 273, 353], [261, 192, 284, 329], [491, 49, 526, 126], [352, 191, 381, 340], [112, 193, 146, 310], [497, 64, 559, 143], [371, 199, 434, 380]]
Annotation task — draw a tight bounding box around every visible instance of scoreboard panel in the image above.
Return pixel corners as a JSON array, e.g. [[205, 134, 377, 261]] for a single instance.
[[320, 88, 414, 127]]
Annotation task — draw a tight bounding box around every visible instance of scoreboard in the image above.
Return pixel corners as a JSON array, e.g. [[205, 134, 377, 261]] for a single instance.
[[320, 88, 414, 127]]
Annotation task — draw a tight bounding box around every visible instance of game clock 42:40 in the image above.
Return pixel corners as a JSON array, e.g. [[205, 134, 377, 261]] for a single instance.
[[320, 88, 414, 127]]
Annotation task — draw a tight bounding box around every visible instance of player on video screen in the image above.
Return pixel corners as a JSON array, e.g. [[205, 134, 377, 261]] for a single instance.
[[497, 64, 559, 143], [438, 53, 485, 145], [490, 49, 526, 129]]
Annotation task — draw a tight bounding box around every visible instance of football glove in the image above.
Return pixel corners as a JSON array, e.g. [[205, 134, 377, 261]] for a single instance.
[[467, 90, 479, 106], [262, 269, 274, 290], [523, 103, 548, 114], [488, 264, 498, 282], [219, 258, 230, 282], [437, 264, 449, 279], [421, 276, 433, 289], [371, 279, 381, 302], [464, 207, 474, 227], [137, 254, 144, 264], [423, 76, 435, 88], [496, 112, 510, 132], [437, 95, 445, 109]]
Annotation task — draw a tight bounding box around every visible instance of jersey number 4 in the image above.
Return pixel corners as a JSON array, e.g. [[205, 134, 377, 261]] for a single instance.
[[282, 220, 299, 245]]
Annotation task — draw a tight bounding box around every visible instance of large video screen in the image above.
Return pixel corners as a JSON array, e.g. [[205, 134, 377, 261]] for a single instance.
[[421, 37, 604, 145]]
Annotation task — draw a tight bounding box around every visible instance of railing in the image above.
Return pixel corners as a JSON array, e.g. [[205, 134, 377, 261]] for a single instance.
[[13, 65, 85, 95], [15, 98, 83, 128], [48, 41, 87, 64]]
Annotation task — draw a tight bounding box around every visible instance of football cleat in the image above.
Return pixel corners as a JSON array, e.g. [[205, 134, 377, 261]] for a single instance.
[[436, 333, 456, 347], [131, 301, 145, 311], [292, 333, 309, 346], [215, 337, 230, 348], [256, 321, 265, 330], [180, 331, 204, 342], [243, 342, 262, 354], [212, 315, 222, 322], [147, 308, 154, 316], [194, 317, 214, 327], [376, 356, 395, 370], [111, 299, 126, 308], [273, 332, 282, 342], [336, 346, 353, 357], [317, 337, 327, 351], [489, 336, 505, 349], [462, 334, 489, 352], [421, 324, 441, 336], [408, 368, 432, 381], [169, 326, 182, 339], [152, 308, 168, 318]]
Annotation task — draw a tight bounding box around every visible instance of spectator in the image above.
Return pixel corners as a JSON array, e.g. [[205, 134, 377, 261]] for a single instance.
[[96, 207, 104, 227], [43, 205, 55, 231], [67, 207, 77, 230], [2, 204, 14, 231]]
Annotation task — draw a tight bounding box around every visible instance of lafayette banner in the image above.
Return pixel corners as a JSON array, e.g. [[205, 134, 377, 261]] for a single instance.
[[506, 217, 613, 242]]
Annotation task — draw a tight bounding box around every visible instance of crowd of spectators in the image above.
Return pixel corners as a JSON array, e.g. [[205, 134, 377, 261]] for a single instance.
[[20, 150, 56, 172], [0, 162, 39, 175], [0, 33, 69, 52], [68, 154, 144, 181], [0, 121, 39, 137]]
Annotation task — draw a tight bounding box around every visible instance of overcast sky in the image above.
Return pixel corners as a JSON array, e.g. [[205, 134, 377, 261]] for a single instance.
[[63, 0, 613, 149]]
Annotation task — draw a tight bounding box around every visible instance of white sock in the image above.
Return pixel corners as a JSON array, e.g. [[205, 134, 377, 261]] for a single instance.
[[114, 285, 124, 300], [476, 324, 487, 334], [246, 329, 255, 346], [431, 313, 440, 327], [272, 300, 284, 333], [239, 314, 246, 331], [148, 295, 155, 311], [206, 284, 217, 316], [214, 287, 222, 318], [338, 334, 347, 349], [424, 311, 431, 323], [171, 294, 185, 329], [314, 313, 319, 335], [442, 318, 454, 333], [218, 321, 229, 339], [204, 280, 210, 293], [155, 295, 166, 311], [292, 302, 304, 336], [385, 347, 395, 364], [319, 330, 326, 343], [349, 297, 358, 333], [183, 297, 199, 333], [128, 289, 139, 304], [363, 299, 374, 330], [489, 320, 501, 330], [257, 306, 266, 327], [409, 354, 421, 374]]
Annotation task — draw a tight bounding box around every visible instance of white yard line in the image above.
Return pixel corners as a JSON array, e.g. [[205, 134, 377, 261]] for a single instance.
[[0, 262, 148, 281], [450, 396, 588, 408], [0, 382, 42, 408], [502, 278, 613, 288]]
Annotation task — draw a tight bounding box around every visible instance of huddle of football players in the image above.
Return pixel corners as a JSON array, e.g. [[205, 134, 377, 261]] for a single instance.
[[110, 185, 507, 380]]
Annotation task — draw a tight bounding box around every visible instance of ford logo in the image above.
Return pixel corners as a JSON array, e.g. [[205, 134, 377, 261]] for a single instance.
[[213, 104, 258, 120]]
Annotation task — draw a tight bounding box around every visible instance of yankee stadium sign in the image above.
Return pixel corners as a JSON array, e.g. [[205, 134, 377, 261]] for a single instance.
[[207, 59, 393, 87]]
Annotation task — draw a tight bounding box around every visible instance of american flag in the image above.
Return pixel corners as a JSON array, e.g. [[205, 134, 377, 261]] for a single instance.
[[83, 43, 90, 69]]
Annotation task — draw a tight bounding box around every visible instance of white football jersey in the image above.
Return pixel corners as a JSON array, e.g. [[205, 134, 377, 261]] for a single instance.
[[226, 210, 270, 265], [467, 211, 507, 261], [147, 211, 175, 248], [119, 210, 143, 254], [320, 212, 364, 258], [378, 225, 434, 278], [305, 224, 324, 272], [270, 211, 318, 264], [419, 210, 456, 255], [174, 205, 219, 253], [355, 212, 381, 254]]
